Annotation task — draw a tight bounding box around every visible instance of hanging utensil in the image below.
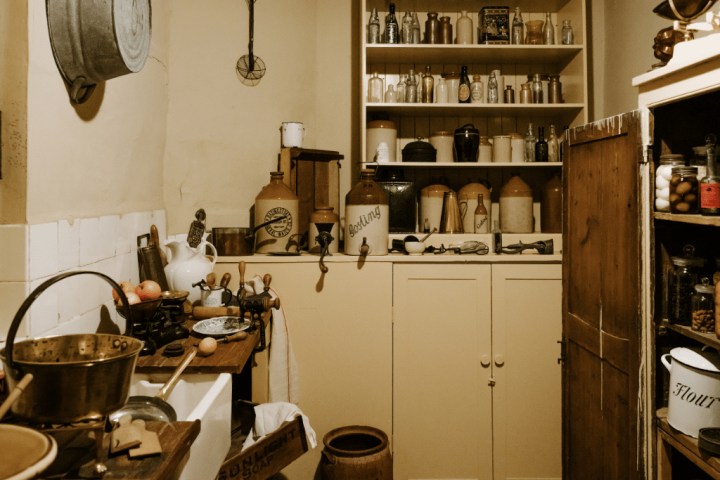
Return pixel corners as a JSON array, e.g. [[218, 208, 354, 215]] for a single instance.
[[237, 0, 266, 86], [0, 373, 33, 421]]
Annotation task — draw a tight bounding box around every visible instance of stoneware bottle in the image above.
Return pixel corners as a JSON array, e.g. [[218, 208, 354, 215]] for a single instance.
[[254, 171, 299, 253], [345, 170, 389, 255], [499, 174, 534, 233]]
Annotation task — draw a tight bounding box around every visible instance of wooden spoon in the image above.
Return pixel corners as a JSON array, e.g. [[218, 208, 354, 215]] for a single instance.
[[206, 272, 216, 288]]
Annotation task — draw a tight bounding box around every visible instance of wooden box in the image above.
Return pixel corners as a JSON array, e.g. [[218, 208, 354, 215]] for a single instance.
[[217, 414, 309, 480], [277, 148, 343, 243]]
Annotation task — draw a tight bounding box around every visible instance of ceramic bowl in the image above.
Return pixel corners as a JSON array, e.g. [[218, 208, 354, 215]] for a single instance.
[[405, 241, 426, 255]]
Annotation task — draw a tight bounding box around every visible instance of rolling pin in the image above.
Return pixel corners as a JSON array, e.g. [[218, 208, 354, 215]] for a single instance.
[[192, 305, 240, 319]]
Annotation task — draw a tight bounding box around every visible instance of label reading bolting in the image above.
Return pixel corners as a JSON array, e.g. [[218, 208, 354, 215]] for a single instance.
[[344, 204, 389, 255]]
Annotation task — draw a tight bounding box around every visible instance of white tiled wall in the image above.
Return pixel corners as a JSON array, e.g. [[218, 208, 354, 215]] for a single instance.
[[0, 210, 167, 345]]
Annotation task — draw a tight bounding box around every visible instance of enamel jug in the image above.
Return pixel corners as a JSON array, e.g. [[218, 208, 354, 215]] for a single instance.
[[164, 233, 218, 304]]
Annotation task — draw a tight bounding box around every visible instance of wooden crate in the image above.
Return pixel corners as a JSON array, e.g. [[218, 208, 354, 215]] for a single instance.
[[277, 148, 343, 242], [217, 414, 309, 480]]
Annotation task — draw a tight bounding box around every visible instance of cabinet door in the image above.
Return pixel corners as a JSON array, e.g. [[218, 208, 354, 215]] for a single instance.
[[562, 111, 646, 479], [393, 263, 492, 480], [491, 263, 562, 480], [213, 261, 393, 478]]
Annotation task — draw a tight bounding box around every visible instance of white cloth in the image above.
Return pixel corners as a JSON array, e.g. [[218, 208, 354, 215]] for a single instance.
[[244, 276, 299, 404], [241, 402, 317, 451]]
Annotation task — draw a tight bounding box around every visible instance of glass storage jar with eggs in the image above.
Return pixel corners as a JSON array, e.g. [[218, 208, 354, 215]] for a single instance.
[[656, 154, 685, 211]]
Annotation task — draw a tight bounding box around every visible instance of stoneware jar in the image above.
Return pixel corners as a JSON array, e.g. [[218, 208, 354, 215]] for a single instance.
[[420, 183, 452, 233], [345, 170, 389, 255], [254, 171, 300, 253], [458, 181, 492, 234], [499, 174, 534, 233], [430, 131, 454, 163], [367, 120, 397, 163]]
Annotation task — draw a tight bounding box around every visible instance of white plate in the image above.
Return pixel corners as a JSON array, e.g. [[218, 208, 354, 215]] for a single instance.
[[192, 316, 251, 337], [0, 424, 57, 480]]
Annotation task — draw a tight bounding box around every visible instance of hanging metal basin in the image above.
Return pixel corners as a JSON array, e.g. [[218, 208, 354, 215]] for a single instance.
[[46, 0, 152, 104]]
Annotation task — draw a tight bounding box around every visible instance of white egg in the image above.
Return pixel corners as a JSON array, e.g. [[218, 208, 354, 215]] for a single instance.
[[656, 187, 670, 200], [655, 197, 670, 211], [655, 175, 670, 189]]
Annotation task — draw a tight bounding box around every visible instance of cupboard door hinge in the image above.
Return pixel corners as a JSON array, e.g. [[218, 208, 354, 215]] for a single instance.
[[557, 339, 566, 365]]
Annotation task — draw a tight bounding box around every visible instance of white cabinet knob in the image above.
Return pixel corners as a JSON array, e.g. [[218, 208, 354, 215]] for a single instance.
[[480, 355, 491, 367], [494, 355, 505, 367]]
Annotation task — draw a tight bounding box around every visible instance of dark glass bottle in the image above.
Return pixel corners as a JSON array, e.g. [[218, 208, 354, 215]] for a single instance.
[[535, 126, 549, 162], [384, 3, 399, 44], [700, 134, 720, 216], [458, 65, 471, 103]]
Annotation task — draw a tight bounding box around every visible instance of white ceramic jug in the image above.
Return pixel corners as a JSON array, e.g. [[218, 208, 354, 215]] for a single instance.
[[164, 233, 217, 304]]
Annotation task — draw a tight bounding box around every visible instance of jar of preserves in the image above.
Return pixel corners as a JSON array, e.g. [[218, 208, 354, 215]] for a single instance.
[[669, 166, 699, 214], [655, 154, 685, 211], [691, 277, 715, 333], [668, 245, 706, 325]]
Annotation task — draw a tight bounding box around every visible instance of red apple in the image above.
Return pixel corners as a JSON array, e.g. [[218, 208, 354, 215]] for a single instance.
[[135, 280, 162, 301]]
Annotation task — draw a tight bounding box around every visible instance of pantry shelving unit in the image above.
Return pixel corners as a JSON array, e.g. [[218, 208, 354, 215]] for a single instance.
[[361, 0, 588, 235]]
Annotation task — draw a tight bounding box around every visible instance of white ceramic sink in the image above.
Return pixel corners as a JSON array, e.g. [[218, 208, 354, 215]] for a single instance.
[[129, 372, 232, 480]]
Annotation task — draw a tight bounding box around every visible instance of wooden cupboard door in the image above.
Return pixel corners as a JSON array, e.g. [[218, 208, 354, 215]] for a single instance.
[[492, 263, 562, 480], [562, 111, 645, 479], [393, 263, 493, 480]]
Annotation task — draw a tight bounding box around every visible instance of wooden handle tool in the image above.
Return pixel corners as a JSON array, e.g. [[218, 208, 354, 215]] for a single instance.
[[150, 224, 167, 266], [192, 305, 240, 320]]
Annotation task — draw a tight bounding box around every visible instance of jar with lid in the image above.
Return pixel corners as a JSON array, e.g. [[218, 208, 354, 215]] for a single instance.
[[344, 170, 389, 255], [254, 172, 299, 254], [655, 154, 685, 211], [669, 166, 699, 214], [561, 19, 574, 45], [667, 245, 706, 325], [691, 277, 715, 333], [499, 175, 534, 233], [309, 206, 339, 254]]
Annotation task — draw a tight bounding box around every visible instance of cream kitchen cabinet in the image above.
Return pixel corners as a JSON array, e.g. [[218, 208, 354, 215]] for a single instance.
[[393, 262, 562, 479]]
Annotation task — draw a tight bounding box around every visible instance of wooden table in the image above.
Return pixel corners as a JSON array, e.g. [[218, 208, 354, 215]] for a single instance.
[[42, 420, 200, 479], [134, 319, 261, 374]]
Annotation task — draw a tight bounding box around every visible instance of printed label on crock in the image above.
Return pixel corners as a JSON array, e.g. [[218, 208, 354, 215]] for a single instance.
[[701, 183, 720, 209], [263, 207, 293, 238], [346, 205, 384, 238], [672, 381, 720, 408]]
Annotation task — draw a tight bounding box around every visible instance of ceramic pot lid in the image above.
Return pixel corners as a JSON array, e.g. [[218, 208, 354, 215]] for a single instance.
[[670, 347, 720, 373], [0, 424, 57, 480]]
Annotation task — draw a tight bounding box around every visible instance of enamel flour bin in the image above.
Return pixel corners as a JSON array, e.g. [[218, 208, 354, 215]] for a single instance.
[[661, 347, 720, 438]]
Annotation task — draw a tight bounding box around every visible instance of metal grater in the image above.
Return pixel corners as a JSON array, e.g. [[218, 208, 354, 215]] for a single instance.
[[187, 208, 206, 248]]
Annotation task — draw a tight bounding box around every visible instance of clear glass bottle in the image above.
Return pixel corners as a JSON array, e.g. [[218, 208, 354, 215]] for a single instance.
[[470, 75, 483, 103], [435, 77, 448, 103], [670, 166, 699, 214], [384, 3, 399, 44], [691, 277, 715, 333], [401, 11, 413, 44], [525, 123, 536, 162], [700, 134, 720, 216], [531, 73, 543, 104], [487, 71, 499, 104], [367, 72, 383, 103], [458, 65, 471, 103], [384, 84, 397, 103], [535, 126, 549, 162], [396, 79, 406, 103], [561, 19, 574, 45], [474, 193, 489, 233], [405, 69, 418, 103], [547, 124, 559, 162], [543, 12, 555, 45], [511, 7, 525, 45], [668, 245, 706, 325], [455, 10, 473, 44], [411, 12, 422, 44], [367, 8, 381, 44], [421, 65, 434, 103]]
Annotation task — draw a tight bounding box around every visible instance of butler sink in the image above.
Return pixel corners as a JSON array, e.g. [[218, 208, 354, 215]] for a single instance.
[[129, 372, 232, 480]]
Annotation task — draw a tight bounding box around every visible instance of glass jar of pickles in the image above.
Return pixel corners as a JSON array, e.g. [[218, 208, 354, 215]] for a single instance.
[[669, 166, 699, 214], [691, 277, 715, 333]]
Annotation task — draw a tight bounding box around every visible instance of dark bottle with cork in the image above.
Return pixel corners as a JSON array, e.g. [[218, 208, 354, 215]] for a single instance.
[[535, 126, 549, 162]]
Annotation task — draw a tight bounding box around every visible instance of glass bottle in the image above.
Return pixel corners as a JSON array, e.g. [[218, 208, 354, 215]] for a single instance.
[[405, 69, 418, 103], [455, 10, 473, 44], [543, 12, 555, 44], [548, 75, 562, 104], [532, 74, 543, 104], [411, 12, 422, 44], [421, 65, 434, 103], [700, 134, 720, 216], [424, 12, 439, 44], [519, 83, 532, 104], [691, 277, 715, 333], [474, 193, 489, 233], [384, 3, 399, 44], [670, 166, 699, 214], [344, 169, 389, 256], [504, 85, 515, 104], [367, 8, 381, 44], [401, 11, 413, 44], [470, 75, 483, 103], [511, 7, 525, 45], [435, 77, 448, 103], [396, 79, 406, 103], [547, 124, 559, 162], [525, 123, 536, 162], [535, 126, 549, 162], [367, 72, 383, 103], [458, 65, 471, 103], [668, 245, 706, 325], [487, 71, 499, 104], [384, 84, 397, 103], [561, 19, 574, 45], [439, 16, 453, 44]]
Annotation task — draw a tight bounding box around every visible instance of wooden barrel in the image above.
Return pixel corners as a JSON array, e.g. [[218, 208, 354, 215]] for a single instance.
[[320, 425, 392, 479]]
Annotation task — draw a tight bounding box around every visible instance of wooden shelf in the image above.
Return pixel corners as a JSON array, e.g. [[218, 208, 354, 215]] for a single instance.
[[366, 102, 584, 118], [368, 161, 562, 168], [661, 320, 720, 350], [657, 408, 720, 480], [364, 0, 576, 16], [655, 211, 720, 227]]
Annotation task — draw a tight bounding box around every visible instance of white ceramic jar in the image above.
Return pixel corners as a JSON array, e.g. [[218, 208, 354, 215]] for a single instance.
[[366, 120, 398, 163], [430, 131, 454, 163], [492, 135, 512, 163]]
